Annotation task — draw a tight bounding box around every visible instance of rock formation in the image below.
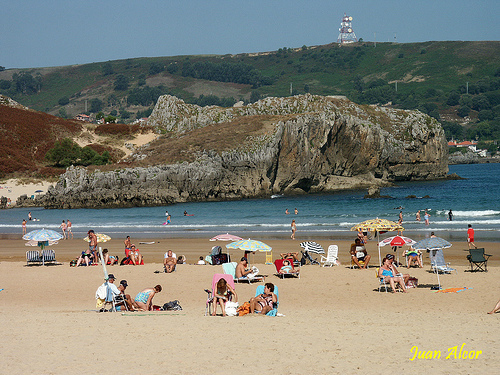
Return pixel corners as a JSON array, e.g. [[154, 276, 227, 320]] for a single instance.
[[37, 94, 448, 209]]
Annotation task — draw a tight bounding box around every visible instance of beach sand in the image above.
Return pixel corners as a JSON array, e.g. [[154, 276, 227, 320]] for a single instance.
[[1, 238, 499, 374]]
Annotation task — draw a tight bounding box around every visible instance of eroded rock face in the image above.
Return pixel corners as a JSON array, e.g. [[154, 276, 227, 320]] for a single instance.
[[38, 95, 448, 208]]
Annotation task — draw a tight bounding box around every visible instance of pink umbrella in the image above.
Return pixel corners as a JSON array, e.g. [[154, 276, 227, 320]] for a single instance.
[[379, 235, 416, 247], [209, 233, 243, 242]]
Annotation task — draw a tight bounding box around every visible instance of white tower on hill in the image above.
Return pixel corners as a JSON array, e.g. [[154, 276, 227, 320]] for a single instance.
[[337, 13, 357, 44]]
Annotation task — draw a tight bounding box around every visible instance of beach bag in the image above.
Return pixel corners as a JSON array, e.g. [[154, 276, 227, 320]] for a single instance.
[[162, 300, 182, 311], [212, 253, 229, 265], [225, 301, 239, 316]]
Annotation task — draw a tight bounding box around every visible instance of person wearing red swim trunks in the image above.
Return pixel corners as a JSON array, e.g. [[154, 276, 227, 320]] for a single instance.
[[467, 224, 477, 249]]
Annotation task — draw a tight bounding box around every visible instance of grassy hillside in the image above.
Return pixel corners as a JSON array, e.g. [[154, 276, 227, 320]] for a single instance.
[[0, 41, 499, 144]]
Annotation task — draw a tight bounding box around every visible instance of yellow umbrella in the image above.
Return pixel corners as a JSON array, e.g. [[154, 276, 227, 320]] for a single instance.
[[83, 233, 111, 243], [351, 218, 404, 266]]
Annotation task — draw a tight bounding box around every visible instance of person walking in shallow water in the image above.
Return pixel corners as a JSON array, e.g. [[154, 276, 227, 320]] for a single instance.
[[290, 219, 296, 240]]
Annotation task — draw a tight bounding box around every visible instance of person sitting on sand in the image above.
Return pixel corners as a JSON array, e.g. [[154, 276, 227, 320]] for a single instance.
[[102, 249, 117, 265], [163, 250, 177, 273], [404, 247, 423, 268], [125, 244, 142, 265], [117, 280, 135, 311], [250, 283, 278, 314], [177, 255, 186, 264], [212, 278, 237, 317], [197, 256, 206, 265], [134, 285, 162, 311], [75, 249, 94, 267], [236, 257, 255, 279], [488, 299, 500, 314], [278, 259, 300, 275], [280, 252, 299, 262], [378, 255, 408, 293], [350, 238, 371, 269]]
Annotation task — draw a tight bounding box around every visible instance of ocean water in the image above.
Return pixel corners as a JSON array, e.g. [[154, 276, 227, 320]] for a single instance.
[[1, 164, 499, 241]]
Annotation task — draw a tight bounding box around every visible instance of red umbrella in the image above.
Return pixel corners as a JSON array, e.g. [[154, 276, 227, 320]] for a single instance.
[[379, 235, 416, 247]]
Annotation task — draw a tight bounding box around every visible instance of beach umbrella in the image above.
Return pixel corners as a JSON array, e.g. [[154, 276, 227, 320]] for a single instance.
[[351, 218, 404, 266], [413, 237, 452, 290], [23, 228, 63, 250], [25, 239, 59, 247], [226, 239, 272, 252], [413, 237, 452, 251], [379, 235, 416, 247], [299, 241, 325, 254], [83, 233, 111, 243], [210, 233, 243, 242]]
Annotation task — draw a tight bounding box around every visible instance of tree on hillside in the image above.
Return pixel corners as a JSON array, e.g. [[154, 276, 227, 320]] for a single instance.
[[102, 62, 114, 76], [45, 138, 82, 167], [90, 98, 103, 113], [114, 75, 129, 91]]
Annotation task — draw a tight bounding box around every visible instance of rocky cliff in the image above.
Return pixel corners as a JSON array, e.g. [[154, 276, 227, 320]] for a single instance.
[[37, 94, 448, 209]]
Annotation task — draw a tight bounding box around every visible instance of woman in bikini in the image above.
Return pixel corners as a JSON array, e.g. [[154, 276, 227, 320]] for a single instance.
[[212, 278, 237, 317], [134, 285, 162, 311], [378, 255, 407, 293], [250, 283, 277, 314]]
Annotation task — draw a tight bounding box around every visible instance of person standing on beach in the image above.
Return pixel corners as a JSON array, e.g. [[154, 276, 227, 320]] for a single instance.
[[448, 210, 453, 221], [59, 220, 67, 240], [398, 211, 403, 224], [416, 210, 421, 221], [66, 219, 73, 239], [291, 219, 296, 240], [467, 224, 477, 249], [22, 219, 27, 236]]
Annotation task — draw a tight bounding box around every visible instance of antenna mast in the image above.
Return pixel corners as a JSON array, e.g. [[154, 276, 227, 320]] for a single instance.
[[337, 13, 358, 44]]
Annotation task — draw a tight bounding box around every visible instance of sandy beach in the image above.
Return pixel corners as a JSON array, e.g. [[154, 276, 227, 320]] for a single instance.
[[1, 237, 499, 374]]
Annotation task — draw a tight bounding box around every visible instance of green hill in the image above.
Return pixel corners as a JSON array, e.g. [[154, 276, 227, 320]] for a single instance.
[[1, 41, 499, 145]]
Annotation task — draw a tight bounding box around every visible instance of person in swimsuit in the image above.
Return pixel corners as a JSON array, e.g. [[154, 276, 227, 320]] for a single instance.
[[350, 238, 371, 269], [278, 259, 299, 275], [22, 219, 27, 235], [66, 219, 73, 239], [488, 299, 500, 314], [405, 247, 423, 268], [290, 219, 296, 240], [415, 210, 421, 221], [212, 278, 237, 317], [126, 244, 142, 265], [124, 236, 132, 251], [280, 252, 299, 262], [88, 230, 98, 259], [164, 250, 177, 272], [250, 283, 277, 314], [59, 220, 67, 240], [424, 210, 430, 226], [378, 254, 408, 293], [134, 285, 162, 311]]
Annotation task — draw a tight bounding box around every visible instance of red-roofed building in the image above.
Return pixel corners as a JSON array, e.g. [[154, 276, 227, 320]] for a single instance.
[[75, 114, 90, 122]]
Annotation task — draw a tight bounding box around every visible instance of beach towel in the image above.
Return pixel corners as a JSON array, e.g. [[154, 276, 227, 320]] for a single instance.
[[237, 302, 251, 316], [225, 301, 239, 316], [435, 287, 473, 293]]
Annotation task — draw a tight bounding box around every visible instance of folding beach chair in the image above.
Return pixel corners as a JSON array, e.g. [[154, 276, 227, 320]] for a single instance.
[[429, 249, 456, 274], [274, 259, 300, 279], [466, 248, 491, 272], [205, 273, 236, 316], [376, 268, 390, 293], [41, 249, 57, 266], [26, 250, 42, 266], [321, 245, 339, 267]]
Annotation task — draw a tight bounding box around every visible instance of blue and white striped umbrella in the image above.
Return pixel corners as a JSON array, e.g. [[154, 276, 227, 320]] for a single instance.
[[23, 228, 63, 242], [413, 237, 452, 251], [299, 241, 325, 254]]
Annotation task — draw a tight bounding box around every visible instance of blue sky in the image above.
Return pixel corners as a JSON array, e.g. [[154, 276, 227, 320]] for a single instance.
[[2, 0, 499, 69]]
